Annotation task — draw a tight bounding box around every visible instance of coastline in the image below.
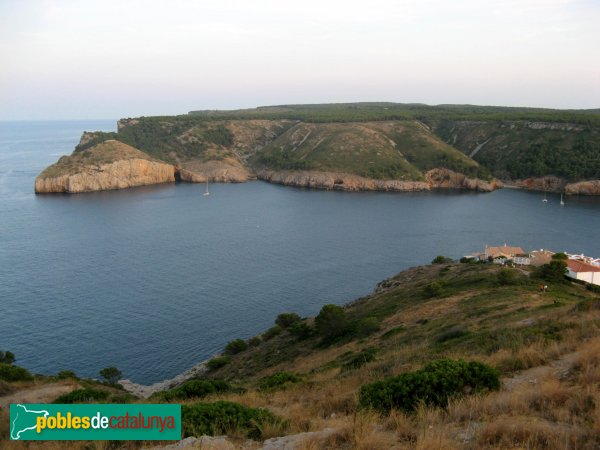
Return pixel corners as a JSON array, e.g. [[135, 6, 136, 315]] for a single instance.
[[119, 360, 209, 398]]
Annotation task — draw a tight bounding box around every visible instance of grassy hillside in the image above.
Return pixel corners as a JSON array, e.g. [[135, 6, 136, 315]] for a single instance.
[[251, 121, 484, 180], [3, 262, 600, 448], [432, 120, 600, 180]]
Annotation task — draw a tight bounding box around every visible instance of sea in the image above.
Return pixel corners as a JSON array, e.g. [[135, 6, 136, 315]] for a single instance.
[[1, 120, 599, 384]]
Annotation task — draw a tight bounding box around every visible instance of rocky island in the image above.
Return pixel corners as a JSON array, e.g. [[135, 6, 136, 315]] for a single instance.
[[35, 103, 600, 194]]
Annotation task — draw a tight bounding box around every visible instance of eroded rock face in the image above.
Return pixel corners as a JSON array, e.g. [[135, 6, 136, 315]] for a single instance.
[[565, 180, 600, 195], [256, 170, 430, 192], [35, 159, 175, 193], [178, 160, 253, 183], [424, 168, 499, 192], [514, 176, 566, 193]]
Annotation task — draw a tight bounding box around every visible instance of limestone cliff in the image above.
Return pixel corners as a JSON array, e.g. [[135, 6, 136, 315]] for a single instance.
[[256, 168, 498, 193], [424, 168, 499, 192], [565, 180, 600, 195], [178, 159, 253, 183], [513, 176, 566, 193], [35, 140, 175, 194], [258, 170, 429, 192]]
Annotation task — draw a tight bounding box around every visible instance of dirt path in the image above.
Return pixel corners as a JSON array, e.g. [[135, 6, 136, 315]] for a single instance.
[[502, 351, 579, 392], [0, 382, 78, 408]]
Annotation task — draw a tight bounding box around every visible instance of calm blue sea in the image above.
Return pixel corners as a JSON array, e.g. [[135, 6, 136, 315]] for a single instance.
[[1, 120, 599, 384]]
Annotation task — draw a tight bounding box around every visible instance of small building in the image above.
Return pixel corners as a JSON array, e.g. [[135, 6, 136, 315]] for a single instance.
[[485, 245, 530, 265], [566, 260, 600, 287]]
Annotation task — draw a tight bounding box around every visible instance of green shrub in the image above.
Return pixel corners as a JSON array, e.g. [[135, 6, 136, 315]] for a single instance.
[[0, 363, 33, 382], [258, 371, 301, 391], [315, 304, 348, 341], [288, 321, 313, 340], [224, 339, 248, 355], [423, 281, 445, 298], [342, 348, 378, 371], [99, 366, 122, 385], [160, 380, 232, 401], [206, 356, 230, 371], [435, 325, 469, 343], [497, 268, 517, 285], [182, 401, 284, 439], [432, 256, 453, 264], [275, 313, 301, 328], [248, 336, 262, 347], [359, 358, 500, 413], [552, 252, 568, 260], [534, 260, 567, 283], [53, 388, 109, 404], [262, 325, 282, 341], [356, 317, 380, 337], [0, 351, 15, 365], [56, 370, 78, 380]]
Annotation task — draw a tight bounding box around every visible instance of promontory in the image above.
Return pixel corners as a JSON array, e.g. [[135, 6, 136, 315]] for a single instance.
[[35, 102, 600, 194]]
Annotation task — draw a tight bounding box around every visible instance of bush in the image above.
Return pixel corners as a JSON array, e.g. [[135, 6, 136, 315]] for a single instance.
[[342, 348, 378, 371], [182, 401, 284, 439], [432, 256, 453, 264], [359, 358, 500, 413], [53, 388, 109, 404], [435, 325, 469, 343], [0, 351, 15, 365], [275, 313, 301, 328], [262, 325, 282, 341], [288, 321, 313, 340], [497, 268, 517, 285], [552, 252, 568, 260], [224, 339, 248, 355], [0, 380, 13, 395], [99, 366, 122, 385], [258, 371, 301, 391], [0, 363, 33, 382], [356, 317, 380, 337], [315, 304, 347, 341], [206, 356, 230, 371], [248, 336, 261, 347], [56, 370, 78, 380], [423, 281, 445, 298], [160, 380, 232, 401], [534, 260, 567, 283]]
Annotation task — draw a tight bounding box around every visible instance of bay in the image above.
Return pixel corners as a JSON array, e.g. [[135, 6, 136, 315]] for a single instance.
[[1, 120, 599, 384]]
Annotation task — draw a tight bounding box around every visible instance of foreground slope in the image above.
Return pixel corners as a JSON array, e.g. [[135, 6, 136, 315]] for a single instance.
[[3, 262, 600, 449]]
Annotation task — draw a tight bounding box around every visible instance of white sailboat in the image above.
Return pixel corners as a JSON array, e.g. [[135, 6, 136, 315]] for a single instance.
[[203, 178, 210, 196], [560, 194, 565, 206], [542, 191, 548, 203]]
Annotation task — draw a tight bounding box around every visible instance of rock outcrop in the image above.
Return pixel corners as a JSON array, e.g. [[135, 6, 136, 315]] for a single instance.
[[513, 176, 566, 193], [35, 140, 175, 194], [425, 168, 499, 192], [257, 170, 430, 192], [565, 180, 600, 195], [178, 159, 253, 183]]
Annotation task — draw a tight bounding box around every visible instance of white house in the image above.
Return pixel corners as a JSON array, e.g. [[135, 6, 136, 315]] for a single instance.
[[566, 259, 600, 287]]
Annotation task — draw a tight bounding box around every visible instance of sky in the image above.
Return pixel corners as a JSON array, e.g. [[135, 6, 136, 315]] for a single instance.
[[0, 0, 599, 120]]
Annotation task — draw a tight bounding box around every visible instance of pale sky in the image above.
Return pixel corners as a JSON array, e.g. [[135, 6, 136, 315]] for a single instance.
[[1, 0, 599, 120]]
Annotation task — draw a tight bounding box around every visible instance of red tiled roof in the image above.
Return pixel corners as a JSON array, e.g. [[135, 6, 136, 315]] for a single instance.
[[567, 259, 600, 273]]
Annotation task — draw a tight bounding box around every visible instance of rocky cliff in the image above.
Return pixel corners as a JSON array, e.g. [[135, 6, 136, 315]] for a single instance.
[[425, 168, 498, 192], [178, 159, 253, 183], [256, 168, 497, 192], [565, 180, 600, 195], [35, 140, 175, 194]]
